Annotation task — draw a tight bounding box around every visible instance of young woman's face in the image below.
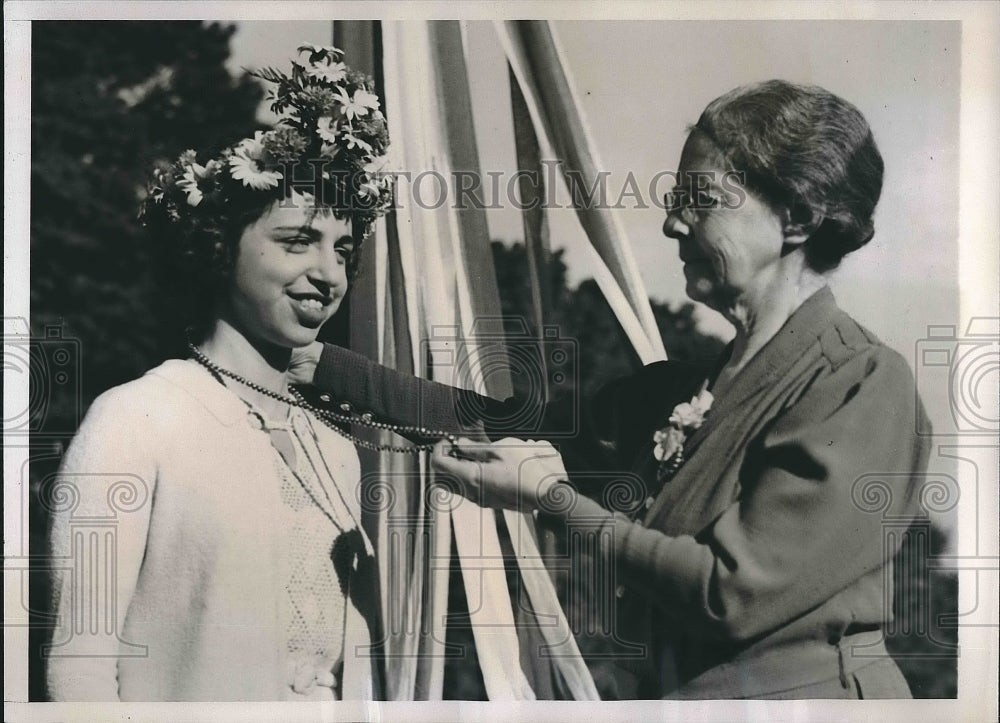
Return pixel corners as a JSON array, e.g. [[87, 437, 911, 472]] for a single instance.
[[226, 194, 353, 348]]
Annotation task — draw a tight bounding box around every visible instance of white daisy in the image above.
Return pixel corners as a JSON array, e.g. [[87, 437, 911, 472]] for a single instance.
[[227, 132, 282, 189], [229, 153, 282, 190], [343, 133, 373, 154], [353, 89, 381, 113], [175, 161, 216, 207], [316, 116, 339, 144], [333, 87, 380, 121], [176, 173, 203, 206], [234, 130, 267, 158], [306, 59, 347, 84]]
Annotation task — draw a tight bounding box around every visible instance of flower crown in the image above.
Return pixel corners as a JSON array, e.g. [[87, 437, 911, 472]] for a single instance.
[[141, 44, 392, 232]]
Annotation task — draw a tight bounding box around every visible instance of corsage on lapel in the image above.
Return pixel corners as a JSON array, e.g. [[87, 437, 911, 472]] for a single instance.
[[653, 381, 713, 481]]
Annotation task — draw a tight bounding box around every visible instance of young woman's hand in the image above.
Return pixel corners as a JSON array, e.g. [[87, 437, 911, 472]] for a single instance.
[[431, 437, 569, 511], [288, 341, 324, 385]]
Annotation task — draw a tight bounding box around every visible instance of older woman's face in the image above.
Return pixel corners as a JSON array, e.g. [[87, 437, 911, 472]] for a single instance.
[[226, 193, 353, 349], [662, 132, 787, 313]]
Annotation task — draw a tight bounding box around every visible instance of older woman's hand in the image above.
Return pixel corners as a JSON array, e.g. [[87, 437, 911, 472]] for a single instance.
[[431, 437, 569, 512], [288, 341, 325, 385]]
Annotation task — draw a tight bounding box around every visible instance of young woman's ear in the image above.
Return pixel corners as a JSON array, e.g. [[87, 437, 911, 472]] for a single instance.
[[782, 205, 822, 246]]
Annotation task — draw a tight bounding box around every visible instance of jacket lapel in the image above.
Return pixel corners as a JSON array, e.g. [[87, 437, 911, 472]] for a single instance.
[[638, 287, 841, 529]]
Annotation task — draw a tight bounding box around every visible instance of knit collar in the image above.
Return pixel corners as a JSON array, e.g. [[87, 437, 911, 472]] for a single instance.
[[148, 358, 256, 427]]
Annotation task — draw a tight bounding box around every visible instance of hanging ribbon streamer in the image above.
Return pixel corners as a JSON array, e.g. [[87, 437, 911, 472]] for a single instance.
[[378, 20, 537, 700], [495, 20, 667, 366]]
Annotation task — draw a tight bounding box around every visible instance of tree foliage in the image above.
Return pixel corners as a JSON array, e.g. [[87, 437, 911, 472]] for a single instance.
[[886, 522, 959, 698], [31, 21, 264, 424]]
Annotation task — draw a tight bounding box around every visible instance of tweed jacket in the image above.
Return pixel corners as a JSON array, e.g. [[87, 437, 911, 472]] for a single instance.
[[46, 359, 380, 701]]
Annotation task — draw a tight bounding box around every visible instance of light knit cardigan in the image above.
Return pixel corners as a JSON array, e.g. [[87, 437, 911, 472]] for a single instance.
[[46, 359, 377, 701]]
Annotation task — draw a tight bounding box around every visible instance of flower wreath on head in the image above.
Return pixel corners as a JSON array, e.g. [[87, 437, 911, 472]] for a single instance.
[[140, 44, 393, 236]]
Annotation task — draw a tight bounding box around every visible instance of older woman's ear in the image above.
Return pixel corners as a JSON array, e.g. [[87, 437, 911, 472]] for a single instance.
[[781, 206, 822, 247]]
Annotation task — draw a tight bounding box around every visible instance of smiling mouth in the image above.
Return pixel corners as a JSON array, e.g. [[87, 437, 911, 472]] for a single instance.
[[295, 298, 326, 311], [287, 292, 333, 309], [287, 293, 337, 324]]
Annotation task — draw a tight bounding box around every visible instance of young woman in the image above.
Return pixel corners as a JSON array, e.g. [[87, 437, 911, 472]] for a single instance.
[[46, 46, 396, 701]]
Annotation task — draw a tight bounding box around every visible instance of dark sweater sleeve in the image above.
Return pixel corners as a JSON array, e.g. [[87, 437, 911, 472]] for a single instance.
[[539, 347, 930, 642], [311, 343, 489, 442], [313, 344, 702, 468]]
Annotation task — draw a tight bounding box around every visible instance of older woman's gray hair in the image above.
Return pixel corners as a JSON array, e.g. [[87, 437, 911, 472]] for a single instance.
[[693, 79, 884, 273]]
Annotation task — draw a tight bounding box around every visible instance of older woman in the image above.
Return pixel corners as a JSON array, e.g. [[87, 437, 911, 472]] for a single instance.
[[434, 80, 932, 699], [303, 80, 931, 699]]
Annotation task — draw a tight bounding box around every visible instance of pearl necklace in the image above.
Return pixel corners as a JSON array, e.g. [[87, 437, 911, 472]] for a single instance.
[[188, 342, 458, 455]]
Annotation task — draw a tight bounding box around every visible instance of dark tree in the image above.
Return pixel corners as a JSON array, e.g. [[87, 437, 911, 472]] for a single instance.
[[31, 21, 264, 420], [886, 522, 959, 698]]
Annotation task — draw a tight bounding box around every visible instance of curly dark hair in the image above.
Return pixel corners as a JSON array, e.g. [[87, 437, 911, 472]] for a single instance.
[[141, 46, 393, 341], [694, 80, 884, 272], [146, 173, 373, 339]]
